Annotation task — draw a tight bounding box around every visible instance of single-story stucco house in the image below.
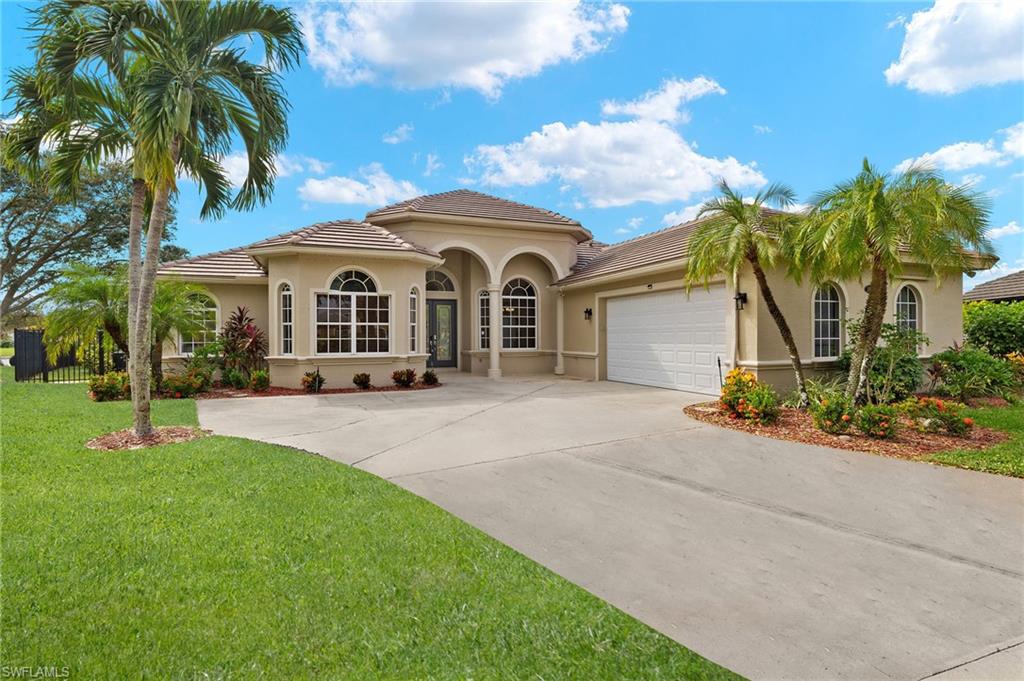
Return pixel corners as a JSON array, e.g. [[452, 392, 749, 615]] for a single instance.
[[158, 189, 988, 395]]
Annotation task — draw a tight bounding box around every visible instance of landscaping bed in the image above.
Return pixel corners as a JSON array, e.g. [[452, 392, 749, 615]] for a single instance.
[[85, 425, 209, 450], [194, 381, 442, 400]]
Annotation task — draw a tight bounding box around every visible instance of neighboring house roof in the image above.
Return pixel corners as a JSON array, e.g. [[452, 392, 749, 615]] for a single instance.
[[244, 219, 441, 258], [159, 248, 267, 280], [558, 220, 702, 285], [366, 189, 582, 228], [963, 269, 1024, 302]]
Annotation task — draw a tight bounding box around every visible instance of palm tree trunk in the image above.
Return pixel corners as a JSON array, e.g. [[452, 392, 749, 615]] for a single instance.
[[749, 256, 808, 407], [846, 259, 888, 403], [125, 165, 146, 403], [131, 138, 180, 437], [149, 341, 163, 392]]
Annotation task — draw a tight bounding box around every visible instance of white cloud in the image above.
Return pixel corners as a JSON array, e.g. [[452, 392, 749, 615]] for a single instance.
[[753, 124, 773, 134], [886, 15, 906, 30], [885, 0, 1024, 95], [988, 220, 1023, 239], [600, 77, 725, 124], [423, 153, 443, 177], [382, 123, 413, 145], [614, 216, 645, 235], [960, 173, 985, 187], [1001, 121, 1024, 157], [301, 1, 629, 99], [297, 163, 422, 205], [220, 152, 330, 188], [662, 203, 704, 226], [894, 122, 1024, 173]]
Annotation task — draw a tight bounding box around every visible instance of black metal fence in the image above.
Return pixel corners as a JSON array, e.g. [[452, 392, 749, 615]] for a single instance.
[[12, 329, 125, 383]]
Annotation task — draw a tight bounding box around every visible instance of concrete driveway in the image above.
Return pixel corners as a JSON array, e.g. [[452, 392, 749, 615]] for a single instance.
[[198, 372, 1024, 681]]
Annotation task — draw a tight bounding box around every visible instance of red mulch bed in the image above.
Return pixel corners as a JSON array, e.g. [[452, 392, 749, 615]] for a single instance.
[[192, 382, 442, 400], [684, 402, 1008, 460], [86, 426, 209, 451]]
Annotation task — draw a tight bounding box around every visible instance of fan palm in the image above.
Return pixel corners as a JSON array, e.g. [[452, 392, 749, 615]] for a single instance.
[[686, 180, 809, 406], [796, 159, 993, 403], [17, 0, 302, 435]]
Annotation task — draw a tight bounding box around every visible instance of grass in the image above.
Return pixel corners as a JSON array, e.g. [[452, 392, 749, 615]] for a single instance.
[[0, 347, 13, 357], [928, 402, 1024, 477], [0, 366, 738, 679]]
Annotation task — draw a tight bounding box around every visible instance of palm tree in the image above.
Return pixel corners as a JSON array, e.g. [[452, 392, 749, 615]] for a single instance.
[[686, 180, 809, 406], [148, 278, 208, 390], [797, 159, 993, 403], [16, 0, 302, 436]]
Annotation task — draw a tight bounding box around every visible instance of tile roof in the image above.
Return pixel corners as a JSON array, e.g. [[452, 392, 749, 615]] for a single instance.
[[366, 189, 582, 227], [159, 248, 266, 279], [963, 269, 1024, 302], [557, 220, 703, 285], [573, 240, 609, 271], [244, 219, 441, 258]]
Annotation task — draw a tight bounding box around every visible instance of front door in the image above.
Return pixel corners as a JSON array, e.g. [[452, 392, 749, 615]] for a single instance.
[[427, 300, 457, 368]]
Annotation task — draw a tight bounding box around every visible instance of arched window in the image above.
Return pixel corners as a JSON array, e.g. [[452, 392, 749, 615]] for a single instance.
[[895, 285, 920, 332], [502, 278, 536, 349], [812, 284, 842, 359], [279, 283, 293, 355], [409, 287, 419, 353], [180, 294, 218, 355], [426, 270, 455, 292], [330, 269, 376, 292], [479, 290, 490, 350]]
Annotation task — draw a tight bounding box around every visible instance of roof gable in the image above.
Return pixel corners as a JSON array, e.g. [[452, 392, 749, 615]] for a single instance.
[[366, 189, 582, 227], [244, 219, 439, 257]]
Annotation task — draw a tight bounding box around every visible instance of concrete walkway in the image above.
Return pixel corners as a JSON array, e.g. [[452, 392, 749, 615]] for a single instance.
[[198, 372, 1024, 681]]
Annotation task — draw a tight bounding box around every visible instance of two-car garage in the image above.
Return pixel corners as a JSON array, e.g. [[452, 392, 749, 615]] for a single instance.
[[605, 286, 729, 396]]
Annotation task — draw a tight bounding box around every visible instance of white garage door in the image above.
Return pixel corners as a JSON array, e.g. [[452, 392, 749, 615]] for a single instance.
[[606, 287, 728, 395]]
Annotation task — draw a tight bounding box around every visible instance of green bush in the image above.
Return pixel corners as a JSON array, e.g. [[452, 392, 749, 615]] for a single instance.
[[352, 372, 372, 389], [838, 322, 925, 403], [963, 301, 1024, 357], [932, 346, 1015, 400], [249, 369, 270, 392], [222, 367, 248, 390], [900, 396, 973, 436], [742, 383, 780, 424], [421, 369, 439, 386], [854, 404, 900, 439], [162, 371, 205, 398], [88, 371, 131, 402], [720, 367, 758, 417], [301, 370, 325, 393], [391, 368, 417, 388], [809, 389, 854, 434]]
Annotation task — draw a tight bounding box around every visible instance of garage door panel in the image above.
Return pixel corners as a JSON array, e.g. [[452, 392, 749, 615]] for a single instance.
[[607, 287, 727, 396]]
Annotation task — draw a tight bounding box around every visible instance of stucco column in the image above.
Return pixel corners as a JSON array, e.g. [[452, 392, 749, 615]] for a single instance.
[[488, 284, 502, 379], [554, 291, 565, 375]]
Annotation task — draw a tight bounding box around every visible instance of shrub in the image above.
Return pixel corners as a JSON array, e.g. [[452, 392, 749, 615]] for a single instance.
[[88, 371, 131, 402], [352, 372, 372, 389], [720, 368, 778, 424], [809, 390, 854, 434], [421, 369, 439, 386], [963, 301, 1024, 357], [720, 368, 758, 417], [853, 404, 899, 439], [838, 322, 925, 403], [392, 368, 417, 388], [1007, 352, 1024, 386], [223, 367, 248, 390], [932, 346, 1015, 400], [249, 369, 270, 392], [162, 371, 205, 398], [901, 396, 972, 436], [301, 370, 325, 393], [220, 306, 267, 377]]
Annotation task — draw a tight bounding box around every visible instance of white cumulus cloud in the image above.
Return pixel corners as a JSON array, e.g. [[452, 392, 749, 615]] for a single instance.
[[423, 153, 443, 177], [988, 220, 1023, 239], [662, 203, 704, 226], [301, 1, 629, 99], [894, 122, 1024, 172], [885, 0, 1024, 95], [753, 124, 773, 134], [600, 77, 725, 124], [298, 163, 422, 205], [220, 152, 329, 188], [383, 123, 413, 145]]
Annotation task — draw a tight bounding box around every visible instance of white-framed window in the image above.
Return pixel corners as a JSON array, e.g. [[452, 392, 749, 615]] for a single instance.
[[812, 284, 842, 359], [426, 270, 455, 292], [479, 290, 490, 350], [409, 287, 419, 353], [895, 285, 920, 332], [179, 293, 218, 355], [280, 283, 293, 355], [502, 278, 536, 349], [315, 270, 390, 355]]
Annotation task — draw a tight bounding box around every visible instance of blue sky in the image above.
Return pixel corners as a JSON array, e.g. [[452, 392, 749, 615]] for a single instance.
[[2, 1, 1022, 289]]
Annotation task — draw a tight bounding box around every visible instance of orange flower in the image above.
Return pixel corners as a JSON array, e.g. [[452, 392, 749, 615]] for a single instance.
[[963, 417, 974, 426], [841, 414, 851, 422]]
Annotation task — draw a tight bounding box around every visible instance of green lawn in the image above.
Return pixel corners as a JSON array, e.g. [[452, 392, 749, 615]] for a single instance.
[[0, 367, 737, 679], [928, 403, 1024, 478]]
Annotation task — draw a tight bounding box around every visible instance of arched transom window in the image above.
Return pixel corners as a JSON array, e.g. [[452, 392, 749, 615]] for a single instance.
[[812, 284, 842, 359], [279, 283, 293, 355], [895, 285, 920, 332], [331, 269, 377, 292], [316, 270, 389, 355], [502, 278, 536, 349], [426, 270, 455, 292], [180, 293, 218, 355]]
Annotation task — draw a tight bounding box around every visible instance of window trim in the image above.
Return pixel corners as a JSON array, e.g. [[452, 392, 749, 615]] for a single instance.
[[894, 284, 923, 334], [278, 281, 294, 356], [409, 286, 419, 354], [501, 276, 539, 351], [325, 266, 380, 293], [425, 269, 457, 293], [477, 288, 490, 350], [309, 287, 394, 357], [811, 283, 843, 360], [178, 292, 220, 356]]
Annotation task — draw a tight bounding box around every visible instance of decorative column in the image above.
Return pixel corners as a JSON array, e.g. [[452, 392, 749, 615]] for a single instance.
[[488, 284, 502, 378], [554, 291, 565, 375]]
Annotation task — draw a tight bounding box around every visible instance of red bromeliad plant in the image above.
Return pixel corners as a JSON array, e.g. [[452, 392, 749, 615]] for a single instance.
[[221, 306, 267, 378]]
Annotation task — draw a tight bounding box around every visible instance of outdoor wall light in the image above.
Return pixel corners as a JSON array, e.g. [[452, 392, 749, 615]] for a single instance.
[[584, 307, 593, 321], [734, 292, 748, 311]]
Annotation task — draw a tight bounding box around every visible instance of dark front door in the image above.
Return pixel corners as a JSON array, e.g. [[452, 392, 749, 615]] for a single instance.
[[427, 300, 457, 368]]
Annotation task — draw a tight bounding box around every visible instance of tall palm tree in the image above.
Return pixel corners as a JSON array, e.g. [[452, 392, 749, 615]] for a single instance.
[[17, 0, 302, 436], [686, 180, 809, 406], [797, 159, 993, 403]]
